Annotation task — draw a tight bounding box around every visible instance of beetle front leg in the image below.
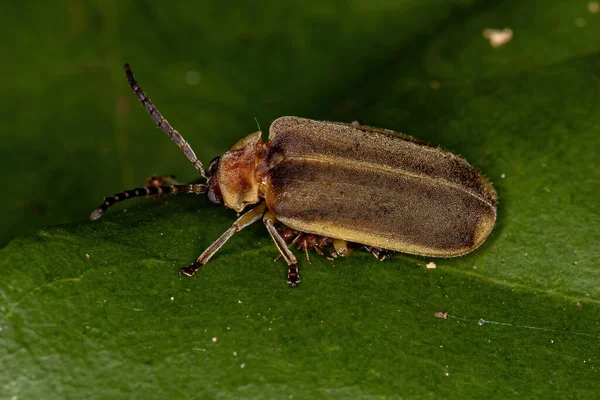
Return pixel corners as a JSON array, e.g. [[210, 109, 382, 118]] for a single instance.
[[179, 203, 267, 277], [263, 213, 300, 287]]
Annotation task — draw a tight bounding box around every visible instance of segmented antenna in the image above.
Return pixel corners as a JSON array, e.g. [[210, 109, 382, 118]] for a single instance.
[[90, 184, 206, 221], [124, 64, 207, 179]]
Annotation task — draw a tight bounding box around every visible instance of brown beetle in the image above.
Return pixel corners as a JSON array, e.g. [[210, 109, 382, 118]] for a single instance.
[[90, 64, 497, 287]]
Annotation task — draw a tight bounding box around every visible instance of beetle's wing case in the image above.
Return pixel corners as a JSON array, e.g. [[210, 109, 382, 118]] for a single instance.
[[262, 117, 497, 257]]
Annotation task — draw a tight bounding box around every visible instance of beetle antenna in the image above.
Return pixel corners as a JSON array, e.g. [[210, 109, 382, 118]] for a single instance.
[[124, 63, 207, 179], [90, 184, 206, 221]]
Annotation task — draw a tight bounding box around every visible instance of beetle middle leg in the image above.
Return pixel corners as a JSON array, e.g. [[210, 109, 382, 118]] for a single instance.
[[263, 213, 300, 287], [279, 227, 334, 262], [179, 203, 267, 277]]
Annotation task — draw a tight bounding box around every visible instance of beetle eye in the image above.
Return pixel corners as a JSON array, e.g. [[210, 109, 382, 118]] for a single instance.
[[208, 157, 220, 175], [207, 189, 222, 205]]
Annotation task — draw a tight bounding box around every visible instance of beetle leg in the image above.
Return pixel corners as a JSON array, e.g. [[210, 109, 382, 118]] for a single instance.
[[364, 246, 394, 261], [263, 212, 300, 287], [146, 174, 182, 188], [302, 240, 312, 264], [274, 231, 300, 262], [179, 203, 267, 277]]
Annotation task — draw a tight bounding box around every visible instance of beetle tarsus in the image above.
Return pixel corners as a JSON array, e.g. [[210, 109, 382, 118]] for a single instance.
[[287, 264, 300, 287], [365, 246, 394, 261], [179, 262, 203, 277]]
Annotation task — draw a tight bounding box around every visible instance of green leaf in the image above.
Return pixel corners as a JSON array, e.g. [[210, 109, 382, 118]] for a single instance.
[[2, 1, 599, 398]]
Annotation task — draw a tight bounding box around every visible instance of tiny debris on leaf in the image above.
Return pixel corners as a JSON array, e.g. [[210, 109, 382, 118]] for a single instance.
[[233, 351, 238, 357], [211, 337, 217, 343], [483, 28, 513, 48], [590, 1, 600, 13], [435, 311, 449, 319], [576, 302, 582, 308], [85, 253, 90, 260], [426, 262, 437, 269]]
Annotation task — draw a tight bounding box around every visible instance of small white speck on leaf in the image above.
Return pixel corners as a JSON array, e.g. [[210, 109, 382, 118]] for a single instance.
[[241, 363, 246, 368], [170, 296, 174, 301], [501, 173, 506, 179], [233, 351, 238, 356], [85, 253, 90, 260], [426, 262, 437, 269], [435, 311, 448, 319], [589, 1, 600, 13], [483, 28, 513, 48], [211, 337, 218, 343]]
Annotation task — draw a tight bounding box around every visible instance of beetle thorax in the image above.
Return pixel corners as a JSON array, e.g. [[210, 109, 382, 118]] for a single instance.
[[216, 131, 264, 212]]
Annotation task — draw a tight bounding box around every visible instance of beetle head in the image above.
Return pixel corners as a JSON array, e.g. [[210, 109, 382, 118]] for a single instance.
[[209, 131, 263, 212]]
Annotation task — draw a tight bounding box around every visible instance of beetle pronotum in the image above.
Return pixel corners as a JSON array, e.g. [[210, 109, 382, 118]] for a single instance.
[[91, 64, 497, 287]]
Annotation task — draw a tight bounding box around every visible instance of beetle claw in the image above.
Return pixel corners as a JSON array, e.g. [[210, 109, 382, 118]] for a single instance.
[[287, 264, 300, 287], [179, 262, 202, 277]]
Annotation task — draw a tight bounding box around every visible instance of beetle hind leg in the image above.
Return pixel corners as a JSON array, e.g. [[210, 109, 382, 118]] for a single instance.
[[364, 246, 394, 261]]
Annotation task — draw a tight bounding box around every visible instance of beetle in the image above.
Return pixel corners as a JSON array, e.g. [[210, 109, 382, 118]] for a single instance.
[[90, 64, 497, 287]]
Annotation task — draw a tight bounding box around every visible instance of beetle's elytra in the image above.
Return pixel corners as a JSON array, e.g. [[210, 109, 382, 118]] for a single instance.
[[91, 64, 497, 287]]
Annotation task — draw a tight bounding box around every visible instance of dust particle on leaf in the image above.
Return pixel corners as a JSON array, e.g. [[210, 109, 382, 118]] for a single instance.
[[483, 28, 513, 47], [435, 312, 448, 319]]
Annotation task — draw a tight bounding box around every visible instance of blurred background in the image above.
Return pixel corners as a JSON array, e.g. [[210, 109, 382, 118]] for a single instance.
[[3, 0, 598, 246], [2, 0, 483, 246]]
